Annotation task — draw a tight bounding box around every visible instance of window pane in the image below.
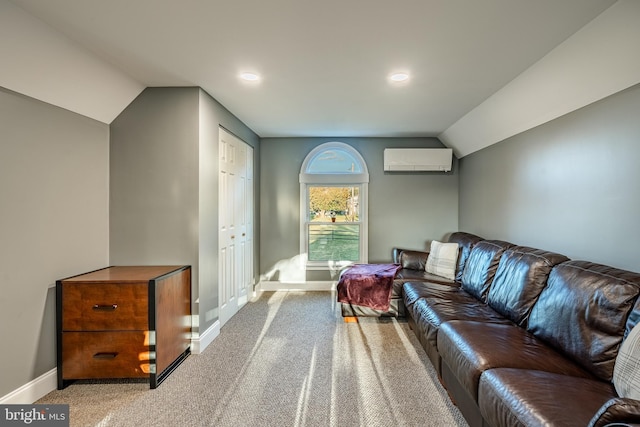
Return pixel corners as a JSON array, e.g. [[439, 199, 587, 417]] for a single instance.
[[308, 186, 359, 222], [306, 148, 363, 174], [308, 224, 359, 262]]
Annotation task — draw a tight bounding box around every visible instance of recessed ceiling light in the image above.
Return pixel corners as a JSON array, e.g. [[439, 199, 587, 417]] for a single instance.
[[240, 72, 260, 81], [389, 73, 410, 82]]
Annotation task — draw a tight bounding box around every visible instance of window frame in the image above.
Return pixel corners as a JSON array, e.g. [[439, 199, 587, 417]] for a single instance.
[[299, 142, 369, 270]]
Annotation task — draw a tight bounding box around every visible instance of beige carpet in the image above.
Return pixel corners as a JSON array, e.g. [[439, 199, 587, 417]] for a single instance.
[[38, 291, 468, 427]]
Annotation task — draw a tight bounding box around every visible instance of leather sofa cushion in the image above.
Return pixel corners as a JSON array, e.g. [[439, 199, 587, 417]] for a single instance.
[[404, 281, 497, 318], [486, 246, 569, 326], [393, 268, 455, 287], [448, 231, 484, 282], [460, 240, 513, 302], [479, 368, 615, 427], [411, 298, 511, 358], [409, 296, 512, 363], [528, 260, 640, 382], [437, 320, 592, 402], [403, 281, 462, 313]]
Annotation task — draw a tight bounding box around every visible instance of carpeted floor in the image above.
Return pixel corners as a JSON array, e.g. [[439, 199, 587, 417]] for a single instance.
[[38, 291, 468, 427]]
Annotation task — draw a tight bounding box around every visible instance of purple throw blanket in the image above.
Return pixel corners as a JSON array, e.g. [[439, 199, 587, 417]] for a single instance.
[[336, 264, 402, 311]]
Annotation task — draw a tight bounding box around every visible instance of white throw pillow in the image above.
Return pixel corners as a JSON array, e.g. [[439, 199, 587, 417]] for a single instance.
[[425, 240, 459, 280], [613, 323, 640, 399]]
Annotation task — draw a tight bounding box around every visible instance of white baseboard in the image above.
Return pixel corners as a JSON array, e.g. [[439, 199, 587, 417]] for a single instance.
[[257, 281, 335, 291], [1, 324, 223, 404], [190, 320, 220, 354], [0, 368, 57, 404]]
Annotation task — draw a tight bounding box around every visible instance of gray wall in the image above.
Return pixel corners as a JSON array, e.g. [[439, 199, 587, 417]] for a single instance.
[[459, 83, 640, 272], [260, 137, 459, 281], [110, 87, 259, 336], [110, 87, 200, 267], [0, 87, 109, 397]]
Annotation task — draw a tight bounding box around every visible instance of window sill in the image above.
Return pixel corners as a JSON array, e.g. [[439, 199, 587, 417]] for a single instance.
[[305, 261, 354, 271]]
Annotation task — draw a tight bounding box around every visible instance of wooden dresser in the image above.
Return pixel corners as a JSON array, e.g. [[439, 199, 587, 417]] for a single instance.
[[56, 265, 191, 389]]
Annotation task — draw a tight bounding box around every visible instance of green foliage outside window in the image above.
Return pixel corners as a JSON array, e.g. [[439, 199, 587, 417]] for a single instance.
[[308, 186, 359, 222]]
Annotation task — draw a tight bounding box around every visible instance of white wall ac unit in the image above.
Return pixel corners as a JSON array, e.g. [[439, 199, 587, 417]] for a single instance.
[[383, 148, 453, 172]]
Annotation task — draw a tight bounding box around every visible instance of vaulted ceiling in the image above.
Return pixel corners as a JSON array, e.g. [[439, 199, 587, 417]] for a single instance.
[[4, 0, 640, 157]]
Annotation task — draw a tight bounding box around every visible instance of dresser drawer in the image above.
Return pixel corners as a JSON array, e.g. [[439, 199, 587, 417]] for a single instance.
[[62, 283, 148, 331], [57, 266, 191, 389], [61, 331, 150, 379]]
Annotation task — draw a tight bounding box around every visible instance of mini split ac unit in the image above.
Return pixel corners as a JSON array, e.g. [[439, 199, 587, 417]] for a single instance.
[[383, 148, 453, 172]]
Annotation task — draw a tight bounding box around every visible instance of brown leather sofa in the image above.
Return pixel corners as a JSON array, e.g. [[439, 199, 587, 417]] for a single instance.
[[396, 232, 640, 427], [340, 231, 482, 318]]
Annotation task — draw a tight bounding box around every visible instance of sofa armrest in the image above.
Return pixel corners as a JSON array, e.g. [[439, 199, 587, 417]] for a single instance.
[[588, 397, 640, 427], [391, 247, 406, 264], [392, 248, 429, 270]]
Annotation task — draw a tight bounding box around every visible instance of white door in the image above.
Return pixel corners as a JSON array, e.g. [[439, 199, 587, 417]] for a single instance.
[[243, 145, 254, 304], [219, 128, 253, 326], [235, 141, 248, 307]]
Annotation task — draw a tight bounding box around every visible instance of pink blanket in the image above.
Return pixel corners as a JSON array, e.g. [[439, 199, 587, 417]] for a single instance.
[[336, 264, 402, 311]]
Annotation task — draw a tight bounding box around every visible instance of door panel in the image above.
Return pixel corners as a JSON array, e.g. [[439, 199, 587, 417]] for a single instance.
[[219, 129, 253, 326]]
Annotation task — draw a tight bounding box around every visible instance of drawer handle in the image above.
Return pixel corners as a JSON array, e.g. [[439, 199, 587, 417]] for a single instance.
[[92, 304, 118, 311], [93, 352, 118, 360]]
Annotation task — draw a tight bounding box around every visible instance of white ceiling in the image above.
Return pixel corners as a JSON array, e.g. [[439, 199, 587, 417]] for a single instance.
[[4, 0, 629, 155]]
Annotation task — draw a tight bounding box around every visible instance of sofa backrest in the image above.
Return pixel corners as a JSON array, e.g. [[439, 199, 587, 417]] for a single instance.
[[448, 232, 484, 282], [486, 246, 569, 327], [460, 240, 513, 302], [393, 249, 428, 270], [528, 260, 640, 382]]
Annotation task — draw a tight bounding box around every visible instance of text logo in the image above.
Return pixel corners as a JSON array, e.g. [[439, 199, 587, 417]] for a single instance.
[[0, 405, 69, 426]]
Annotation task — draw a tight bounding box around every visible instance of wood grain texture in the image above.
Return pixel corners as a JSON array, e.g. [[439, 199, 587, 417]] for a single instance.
[[62, 283, 148, 330], [154, 267, 191, 375], [62, 331, 150, 379]]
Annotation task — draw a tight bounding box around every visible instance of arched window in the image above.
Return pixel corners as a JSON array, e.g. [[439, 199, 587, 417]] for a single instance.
[[300, 142, 369, 269]]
